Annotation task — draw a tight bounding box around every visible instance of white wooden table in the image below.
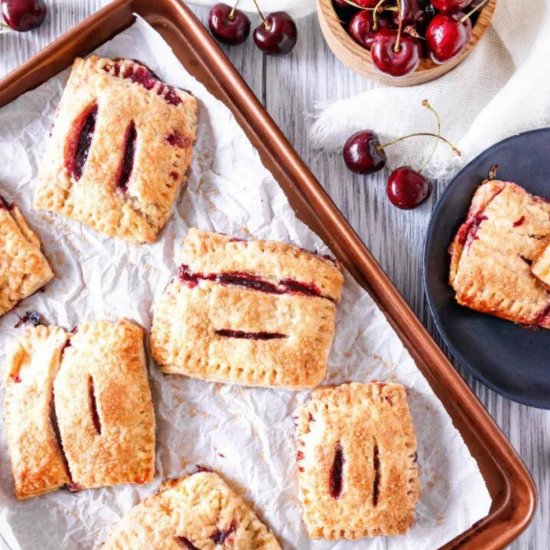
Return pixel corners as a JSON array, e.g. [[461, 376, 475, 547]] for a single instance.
[[1, 1, 547, 548]]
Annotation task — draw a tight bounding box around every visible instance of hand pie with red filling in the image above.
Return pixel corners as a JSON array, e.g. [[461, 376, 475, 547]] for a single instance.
[[34, 55, 197, 244], [102, 471, 281, 549], [3, 319, 155, 498], [295, 382, 419, 540], [150, 228, 344, 389], [0, 196, 53, 317], [449, 180, 550, 327]]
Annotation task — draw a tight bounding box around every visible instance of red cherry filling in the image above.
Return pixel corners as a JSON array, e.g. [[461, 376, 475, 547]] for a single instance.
[[174, 537, 199, 550], [49, 393, 73, 484], [166, 130, 190, 149], [66, 104, 98, 181], [329, 443, 345, 499], [211, 520, 237, 545], [513, 215, 525, 228], [116, 122, 137, 192], [372, 442, 380, 505], [102, 62, 183, 107], [88, 376, 102, 435], [455, 186, 503, 247], [215, 329, 287, 340], [176, 265, 334, 302], [535, 303, 550, 326]]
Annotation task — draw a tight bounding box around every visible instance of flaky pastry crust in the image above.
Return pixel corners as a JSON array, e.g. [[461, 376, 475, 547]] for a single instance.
[[295, 382, 419, 540], [449, 181, 550, 327], [102, 471, 281, 549], [0, 199, 53, 316], [34, 56, 197, 244], [150, 229, 344, 389], [3, 325, 70, 499], [54, 319, 155, 489]]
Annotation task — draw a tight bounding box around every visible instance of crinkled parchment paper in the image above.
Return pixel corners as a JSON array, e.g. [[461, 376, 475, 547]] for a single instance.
[[0, 16, 491, 550]]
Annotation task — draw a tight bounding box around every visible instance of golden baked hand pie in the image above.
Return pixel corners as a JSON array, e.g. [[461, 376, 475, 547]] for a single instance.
[[3, 325, 70, 499], [295, 382, 420, 540], [449, 180, 550, 327], [0, 196, 53, 317], [34, 56, 197, 244], [102, 471, 281, 549], [3, 319, 155, 499], [150, 228, 344, 389]]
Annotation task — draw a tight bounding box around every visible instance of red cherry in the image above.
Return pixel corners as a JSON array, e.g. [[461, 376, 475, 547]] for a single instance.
[[387, 167, 431, 209], [208, 3, 251, 45], [348, 11, 391, 49], [370, 29, 422, 77], [1, 0, 46, 32], [431, 0, 472, 13], [426, 12, 472, 63], [253, 11, 298, 55], [343, 131, 387, 174], [352, 0, 379, 6]]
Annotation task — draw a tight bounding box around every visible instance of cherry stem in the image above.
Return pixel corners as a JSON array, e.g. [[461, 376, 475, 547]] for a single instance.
[[394, 0, 403, 52], [372, 0, 388, 31], [460, 0, 490, 23], [342, 0, 397, 12], [420, 100, 441, 171], [229, 0, 241, 19], [251, 0, 268, 28], [378, 132, 462, 156]]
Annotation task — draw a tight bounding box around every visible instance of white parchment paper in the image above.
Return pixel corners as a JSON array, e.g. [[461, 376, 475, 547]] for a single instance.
[[0, 17, 491, 550]]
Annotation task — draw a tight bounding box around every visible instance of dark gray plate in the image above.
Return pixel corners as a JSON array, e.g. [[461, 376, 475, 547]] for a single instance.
[[424, 128, 550, 409]]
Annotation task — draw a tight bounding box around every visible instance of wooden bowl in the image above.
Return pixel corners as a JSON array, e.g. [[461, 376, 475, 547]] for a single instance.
[[317, 0, 497, 87]]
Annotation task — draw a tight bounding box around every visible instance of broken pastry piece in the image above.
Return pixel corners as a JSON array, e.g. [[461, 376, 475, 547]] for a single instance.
[[295, 382, 420, 540], [2, 319, 155, 499], [531, 241, 550, 290], [3, 326, 70, 499], [34, 55, 197, 244], [150, 228, 344, 390], [0, 195, 53, 317], [102, 470, 281, 549], [449, 180, 550, 328]]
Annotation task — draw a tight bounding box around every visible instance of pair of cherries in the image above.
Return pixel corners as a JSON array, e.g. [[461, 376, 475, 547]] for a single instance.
[[209, 2, 298, 55], [337, 0, 487, 78], [1, 0, 46, 31], [342, 101, 460, 209]]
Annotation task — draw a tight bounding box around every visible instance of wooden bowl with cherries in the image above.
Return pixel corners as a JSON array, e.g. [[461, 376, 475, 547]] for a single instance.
[[317, 0, 497, 86]]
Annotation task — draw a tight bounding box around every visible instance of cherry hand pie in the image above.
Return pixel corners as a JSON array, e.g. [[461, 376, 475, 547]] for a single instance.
[[150, 228, 344, 389], [0, 196, 53, 317], [295, 382, 420, 540], [34, 56, 197, 244], [3, 319, 155, 499], [102, 470, 281, 549], [449, 180, 550, 327]]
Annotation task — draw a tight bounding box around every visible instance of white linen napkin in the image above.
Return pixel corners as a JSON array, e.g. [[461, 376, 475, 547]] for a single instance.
[[188, 0, 316, 18], [310, 0, 550, 180]]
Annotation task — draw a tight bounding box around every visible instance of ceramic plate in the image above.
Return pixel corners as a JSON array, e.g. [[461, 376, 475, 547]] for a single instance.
[[424, 128, 550, 409]]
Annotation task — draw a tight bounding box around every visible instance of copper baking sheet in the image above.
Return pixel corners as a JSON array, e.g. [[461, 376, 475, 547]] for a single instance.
[[0, 1, 536, 548]]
